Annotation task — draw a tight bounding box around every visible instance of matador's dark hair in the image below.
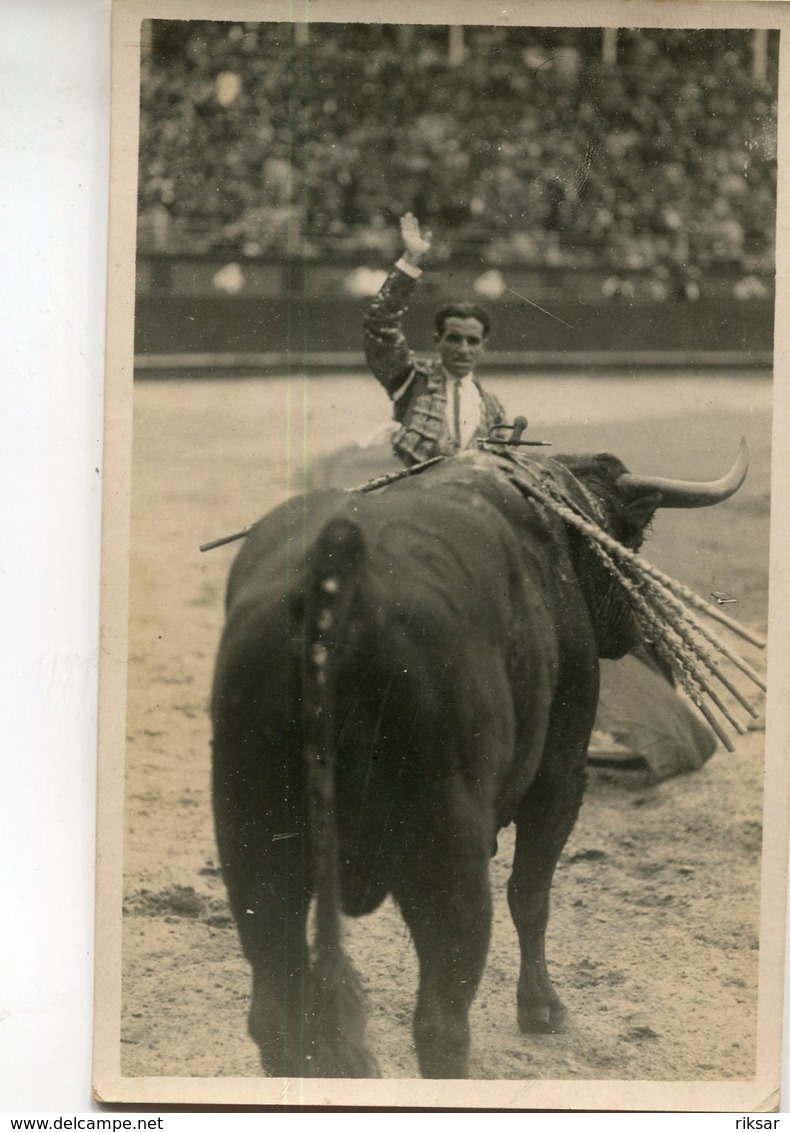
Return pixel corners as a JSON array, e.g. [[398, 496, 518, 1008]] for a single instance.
[[434, 302, 491, 338]]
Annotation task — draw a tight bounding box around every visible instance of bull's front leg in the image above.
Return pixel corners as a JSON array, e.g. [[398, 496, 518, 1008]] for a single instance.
[[508, 737, 588, 1034]]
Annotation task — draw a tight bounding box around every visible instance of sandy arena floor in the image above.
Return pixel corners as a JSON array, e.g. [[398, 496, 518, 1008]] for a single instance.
[[118, 371, 771, 1084]]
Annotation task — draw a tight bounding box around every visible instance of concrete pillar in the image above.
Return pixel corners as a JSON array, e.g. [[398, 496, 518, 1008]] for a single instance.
[[752, 28, 768, 83], [448, 25, 465, 66], [602, 27, 618, 66], [398, 25, 415, 50]]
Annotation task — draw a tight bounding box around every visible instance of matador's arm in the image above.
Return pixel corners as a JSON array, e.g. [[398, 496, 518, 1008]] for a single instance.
[[363, 213, 433, 398]]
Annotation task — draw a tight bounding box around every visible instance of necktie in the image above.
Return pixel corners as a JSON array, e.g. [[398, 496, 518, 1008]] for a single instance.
[[453, 379, 462, 447]]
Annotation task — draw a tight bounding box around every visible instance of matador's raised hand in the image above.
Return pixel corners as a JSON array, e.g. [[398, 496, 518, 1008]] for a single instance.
[[400, 212, 433, 266]]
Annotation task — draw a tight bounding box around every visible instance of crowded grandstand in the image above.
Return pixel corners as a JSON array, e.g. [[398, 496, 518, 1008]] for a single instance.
[[137, 22, 778, 276]]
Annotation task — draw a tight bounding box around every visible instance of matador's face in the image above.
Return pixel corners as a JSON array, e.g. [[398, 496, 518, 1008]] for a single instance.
[[435, 316, 487, 379]]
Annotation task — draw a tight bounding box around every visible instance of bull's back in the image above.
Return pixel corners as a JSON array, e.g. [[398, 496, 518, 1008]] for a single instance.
[[211, 477, 571, 913]]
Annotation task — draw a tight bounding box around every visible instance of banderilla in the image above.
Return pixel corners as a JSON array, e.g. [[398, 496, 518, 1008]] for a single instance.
[[198, 456, 445, 553], [199, 418, 549, 553]]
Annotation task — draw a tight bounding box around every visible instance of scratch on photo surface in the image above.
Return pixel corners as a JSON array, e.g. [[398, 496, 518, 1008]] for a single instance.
[[504, 286, 578, 331]]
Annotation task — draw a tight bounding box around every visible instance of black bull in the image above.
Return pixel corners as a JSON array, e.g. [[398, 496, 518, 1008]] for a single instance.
[[211, 445, 747, 1078]]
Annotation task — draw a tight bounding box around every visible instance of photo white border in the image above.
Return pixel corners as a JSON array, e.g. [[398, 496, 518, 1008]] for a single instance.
[[5, 0, 785, 1114]]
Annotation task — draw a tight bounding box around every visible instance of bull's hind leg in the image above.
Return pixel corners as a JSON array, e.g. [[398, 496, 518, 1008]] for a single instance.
[[220, 833, 313, 1077], [213, 707, 313, 1077], [508, 739, 588, 1034], [393, 779, 493, 1078]]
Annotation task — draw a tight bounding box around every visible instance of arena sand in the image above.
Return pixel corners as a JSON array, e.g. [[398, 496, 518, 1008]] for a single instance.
[[118, 372, 770, 1082]]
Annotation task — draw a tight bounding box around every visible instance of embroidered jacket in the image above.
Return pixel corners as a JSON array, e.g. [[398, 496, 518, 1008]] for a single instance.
[[363, 266, 507, 466]]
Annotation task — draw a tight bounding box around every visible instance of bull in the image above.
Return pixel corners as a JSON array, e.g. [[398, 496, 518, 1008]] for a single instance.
[[210, 442, 747, 1079]]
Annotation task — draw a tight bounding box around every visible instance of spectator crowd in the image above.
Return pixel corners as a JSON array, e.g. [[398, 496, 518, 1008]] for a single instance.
[[137, 23, 778, 274]]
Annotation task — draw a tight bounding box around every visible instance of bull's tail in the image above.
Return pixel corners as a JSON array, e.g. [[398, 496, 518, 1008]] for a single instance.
[[303, 516, 379, 1078]]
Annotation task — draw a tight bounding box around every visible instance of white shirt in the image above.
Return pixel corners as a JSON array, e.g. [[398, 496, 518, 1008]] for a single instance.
[[445, 370, 482, 448]]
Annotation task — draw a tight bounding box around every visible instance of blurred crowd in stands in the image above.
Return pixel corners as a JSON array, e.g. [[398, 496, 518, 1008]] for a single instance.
[[138, 22, 778, 277]]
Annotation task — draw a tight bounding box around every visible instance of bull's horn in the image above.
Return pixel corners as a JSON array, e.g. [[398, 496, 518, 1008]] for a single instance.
[[615, 438, 749, 508]]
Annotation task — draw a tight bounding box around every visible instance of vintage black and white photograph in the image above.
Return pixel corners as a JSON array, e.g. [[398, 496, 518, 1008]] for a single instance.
[[95, 0, 788, 1108]]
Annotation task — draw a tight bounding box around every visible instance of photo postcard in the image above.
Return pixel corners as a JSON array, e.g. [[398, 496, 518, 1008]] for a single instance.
[[94, 0, 790, 1109]]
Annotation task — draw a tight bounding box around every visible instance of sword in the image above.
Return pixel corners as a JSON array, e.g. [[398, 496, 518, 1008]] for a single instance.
[[480, 416, 552, 447]]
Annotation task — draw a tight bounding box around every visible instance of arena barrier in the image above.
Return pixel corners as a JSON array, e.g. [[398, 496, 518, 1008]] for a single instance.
[[133, 257, 774, 374]]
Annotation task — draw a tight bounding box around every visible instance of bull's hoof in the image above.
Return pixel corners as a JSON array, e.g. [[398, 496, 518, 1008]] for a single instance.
[[517, 1000, 569, 1034]]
